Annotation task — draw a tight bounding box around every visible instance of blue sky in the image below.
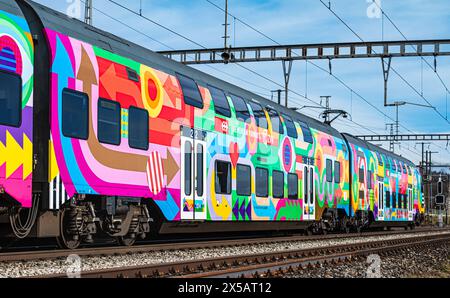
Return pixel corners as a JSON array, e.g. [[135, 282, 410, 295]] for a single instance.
[[33, 0, 450, 165]]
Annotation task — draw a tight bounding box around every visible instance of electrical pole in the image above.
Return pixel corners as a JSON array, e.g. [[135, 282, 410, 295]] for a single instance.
[[223, 0, 229, 50], [320, 96, 332, 124], [84, 0, 93, 25]]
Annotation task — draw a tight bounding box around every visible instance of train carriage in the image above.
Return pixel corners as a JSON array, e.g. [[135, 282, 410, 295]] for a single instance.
[[0, 0, 423, 248]]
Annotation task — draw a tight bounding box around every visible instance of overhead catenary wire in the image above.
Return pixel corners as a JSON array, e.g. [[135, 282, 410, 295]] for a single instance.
[[318, 0, 450, 156], [318, 0, 450, 126], [87, 0, 420, 158], [204, 0, 427, 158]]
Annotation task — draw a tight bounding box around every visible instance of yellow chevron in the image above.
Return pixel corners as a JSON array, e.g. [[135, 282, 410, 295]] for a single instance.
[[0, 131, 33, 179]]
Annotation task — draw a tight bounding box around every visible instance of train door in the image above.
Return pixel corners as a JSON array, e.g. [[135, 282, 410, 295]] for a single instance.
[[377, 181, 384, 221], [407, 188, 413, 221], [303, 165, 315, 220], [180, 127, 207, 220]]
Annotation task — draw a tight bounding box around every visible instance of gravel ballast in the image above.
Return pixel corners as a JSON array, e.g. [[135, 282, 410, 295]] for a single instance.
[[1, 231, 449, 278]]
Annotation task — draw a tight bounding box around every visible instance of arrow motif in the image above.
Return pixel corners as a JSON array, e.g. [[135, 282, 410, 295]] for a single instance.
[[0, 131, 32, 179], [162, 149, 179, 185]]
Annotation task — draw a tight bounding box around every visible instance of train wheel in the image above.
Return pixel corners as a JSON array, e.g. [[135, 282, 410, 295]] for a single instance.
[[117, 235, 136, 246], [56, 209, 81, 250]]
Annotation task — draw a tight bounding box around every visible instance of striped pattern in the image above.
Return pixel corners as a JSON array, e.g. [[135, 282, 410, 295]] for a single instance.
[[0, 47, 17, 72], [146, 151, 164, 194], [49, 175, 70, 210]]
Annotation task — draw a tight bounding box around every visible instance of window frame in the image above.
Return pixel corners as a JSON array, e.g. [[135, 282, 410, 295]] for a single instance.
[[272, 170, 285, 199], [230, 94, 251, 123], [196, 144, 204, 197], [359, 168, 365, 184], [97, 97, 122, 146], [334, 161, 341, 184], [128, 105, 149, 150], [288, 173, 299, 200], [176, 73, 204, 109], [62, 88, 89, 140], [326, 159, 333, 182], [236, 164, 252, 196], [214, 160, 232, 195], [0, 70, 22, 128], [297, 120, 313, 144], [255, 167, 269, 197], [249, 101, 268, 129], [208, 85, 231, 118], [184, 141, 193, 196], [282, 113, 298, 139], [266, 107, 284, 134]]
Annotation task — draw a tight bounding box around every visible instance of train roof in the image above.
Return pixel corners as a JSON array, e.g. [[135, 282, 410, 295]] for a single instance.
[[22, 0, 343, 139], [0, 0, 25, 18], [343, 133, 415, 166]]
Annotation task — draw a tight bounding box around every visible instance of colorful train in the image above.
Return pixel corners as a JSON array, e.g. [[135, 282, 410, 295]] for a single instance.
[[0, 0, 424, 248]]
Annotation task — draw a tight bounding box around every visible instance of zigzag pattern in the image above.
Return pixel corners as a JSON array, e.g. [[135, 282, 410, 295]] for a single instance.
[[0, 131, 33, 179]]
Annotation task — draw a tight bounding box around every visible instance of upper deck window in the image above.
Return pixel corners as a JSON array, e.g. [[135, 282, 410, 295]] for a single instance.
[[176, 74, 203, 109], [249, 101, 268, 129], [62, 88, 89, 140], [208, 85, 231, 117], [266, 107, 284, 134], [0, 71, 21, 127], [230, 94, 250, 123], [297, 120, 313, 144], [282, 114, 298, 138]]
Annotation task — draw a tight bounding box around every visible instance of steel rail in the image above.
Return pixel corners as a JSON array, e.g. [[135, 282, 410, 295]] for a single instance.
[[33, 231, 450, 278]]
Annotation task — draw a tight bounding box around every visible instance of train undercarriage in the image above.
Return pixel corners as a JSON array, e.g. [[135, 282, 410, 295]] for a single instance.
[[0, 195, 422, 249]]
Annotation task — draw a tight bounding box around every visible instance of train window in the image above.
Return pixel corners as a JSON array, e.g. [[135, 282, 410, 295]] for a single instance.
[[0, 71, 21, 127], [215, 160, 231, 194], [128, 106, 149, 150], [282, 114, 298, 138], [98, 98, 121, 145], [230, 94, 250, 123], [249, 101, 268, 129], [237, 164, 251, 196], [266, 108, 284, 134], [334, 161, 341, 183], [385, 191, 391, 208], [184, 142, 192, 196], [288, 173, 298, 200], [196, 144, 204, 197], [272, 170, 284, 198], [297, 121, 313, 144], [176, 73, 204, 109], [326, 159, 333, 182], [402, 164, 407, 174], [256, 168, 268, 197], [208, 85, 231, 118], [304, 166, 308, 201], [367, 171, 373, 189], [359, 168, 365, 184], [359, 190, 364, 200], [376, 152, 383, 166], [62, 88, 89, 140], [309, 168, 314, 204], [392, 192, 397, 208]]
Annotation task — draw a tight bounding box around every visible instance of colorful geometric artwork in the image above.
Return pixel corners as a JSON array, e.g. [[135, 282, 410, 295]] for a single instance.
[[0, 10, 34, 208]]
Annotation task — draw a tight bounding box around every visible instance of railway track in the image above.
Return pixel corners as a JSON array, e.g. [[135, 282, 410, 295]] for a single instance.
[[0, 226, 444, 263], [37, 231, 450, 278]]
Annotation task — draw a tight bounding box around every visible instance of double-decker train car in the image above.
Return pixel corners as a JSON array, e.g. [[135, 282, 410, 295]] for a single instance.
[[0, 0, 424, 248]]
